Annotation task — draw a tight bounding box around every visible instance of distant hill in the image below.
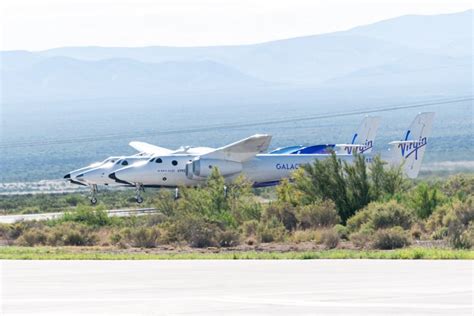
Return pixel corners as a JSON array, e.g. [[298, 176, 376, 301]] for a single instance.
[[1, 10, 472, 102]]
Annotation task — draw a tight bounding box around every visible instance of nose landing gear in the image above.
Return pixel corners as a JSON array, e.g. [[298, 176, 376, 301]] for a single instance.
[[89, 184, 98, 205], [174, 187, 179, 200], [135, 183, 145, 204]]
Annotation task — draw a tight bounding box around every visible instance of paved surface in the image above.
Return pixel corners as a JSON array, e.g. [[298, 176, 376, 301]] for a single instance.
[[0, 260, 472, 315], [0, 208, 158, 224]]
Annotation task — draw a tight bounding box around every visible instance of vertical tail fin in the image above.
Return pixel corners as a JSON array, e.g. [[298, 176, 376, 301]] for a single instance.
[[337, 116, 381, 154], [388, 112, 435, 178], [350, 116, 381, 154]]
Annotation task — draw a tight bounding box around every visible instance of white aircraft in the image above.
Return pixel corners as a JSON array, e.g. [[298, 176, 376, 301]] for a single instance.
[[109, 113, 433, 203], [65, 116, 381, 204]]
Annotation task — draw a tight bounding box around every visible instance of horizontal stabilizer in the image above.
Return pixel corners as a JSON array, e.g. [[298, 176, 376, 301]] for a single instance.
[[334, 143, 373, 155], [200, 134, 272, 162], [129, 141, 174, 155]]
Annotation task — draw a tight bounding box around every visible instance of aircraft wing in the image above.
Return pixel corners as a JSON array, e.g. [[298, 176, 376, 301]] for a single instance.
[[199, 134, 272, 162], [129, 141, 174, 155]]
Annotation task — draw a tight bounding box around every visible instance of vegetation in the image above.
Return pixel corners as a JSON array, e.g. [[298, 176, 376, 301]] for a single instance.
[[0, 247, 472, 260], [0, 155, 473, 257]]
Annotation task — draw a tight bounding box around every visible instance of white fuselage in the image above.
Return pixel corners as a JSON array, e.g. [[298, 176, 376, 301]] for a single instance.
[[112, 154, 359, 188]]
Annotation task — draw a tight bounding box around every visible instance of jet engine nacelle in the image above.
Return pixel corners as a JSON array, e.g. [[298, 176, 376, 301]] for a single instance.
[[187, 159, 242, 179]]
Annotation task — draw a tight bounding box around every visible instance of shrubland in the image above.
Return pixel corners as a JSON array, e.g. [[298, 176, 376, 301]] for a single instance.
[[0, 155, 472, 252]]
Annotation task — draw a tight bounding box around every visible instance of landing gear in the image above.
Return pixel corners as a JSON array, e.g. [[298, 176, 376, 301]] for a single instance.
[[135, 183, 144, 204], [224, 185, 227, 198], [174, 187, 179, 200], [89, 184, 98, 205]]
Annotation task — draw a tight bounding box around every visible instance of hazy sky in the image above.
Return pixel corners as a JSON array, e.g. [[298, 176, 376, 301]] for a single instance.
[[0, 0, 472, 51]]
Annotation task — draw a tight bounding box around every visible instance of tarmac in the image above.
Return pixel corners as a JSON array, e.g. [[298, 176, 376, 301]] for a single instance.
[[1, 259, 472, 315]]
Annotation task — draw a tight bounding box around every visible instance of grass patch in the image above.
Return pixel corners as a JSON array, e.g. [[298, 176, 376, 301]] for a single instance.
[[0, 246, 472, 260]]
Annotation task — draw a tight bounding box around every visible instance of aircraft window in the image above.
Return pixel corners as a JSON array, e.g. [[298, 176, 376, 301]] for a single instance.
[[162, 177, 167, 181], [121, 160, 128, 166], [172, 160, 178, 166], [149, 158, 155, 163], [115, 160, 122, 165], [156, 158, 162, 163]]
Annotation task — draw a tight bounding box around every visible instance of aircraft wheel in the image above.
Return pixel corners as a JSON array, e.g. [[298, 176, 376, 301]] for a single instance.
[[136, 196, 144, 204], [90, 197, 98, 205]]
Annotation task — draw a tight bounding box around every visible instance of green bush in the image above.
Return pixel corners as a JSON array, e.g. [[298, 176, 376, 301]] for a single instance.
[[409, 182, 443, 219], [60, 205, 111, 227], [321, 229, 339, 249], [296, 200, 340, 229], [372, 227, 411, 250]]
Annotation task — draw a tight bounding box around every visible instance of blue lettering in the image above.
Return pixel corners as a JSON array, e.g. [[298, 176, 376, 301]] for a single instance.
[[398, 137, 427, 160]]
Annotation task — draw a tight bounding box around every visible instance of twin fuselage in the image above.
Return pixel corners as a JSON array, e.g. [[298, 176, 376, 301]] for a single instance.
[[110, 153, 356, 188]]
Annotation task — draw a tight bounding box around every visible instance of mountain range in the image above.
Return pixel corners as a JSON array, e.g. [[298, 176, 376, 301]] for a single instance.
[[0, 10, 472, 103]]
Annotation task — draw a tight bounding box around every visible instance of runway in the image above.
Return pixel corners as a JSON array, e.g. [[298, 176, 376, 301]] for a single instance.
[[0, 208, 158, 224], [1, 260, 472, 315]]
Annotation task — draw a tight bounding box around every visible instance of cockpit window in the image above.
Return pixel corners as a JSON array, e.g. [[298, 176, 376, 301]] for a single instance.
[[149, 158, 155, 163], [115, 160, 122, 165], [155, 158, 163, 163], [121, 160, 128, 166]]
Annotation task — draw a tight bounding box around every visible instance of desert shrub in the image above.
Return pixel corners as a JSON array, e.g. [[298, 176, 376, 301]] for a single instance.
[[122, 227, 161, 248], [145, 213, 168, 226], [347, 201, 413, 233], [242, 220, 259, 237], [346, 208, 372, 233], [291, 229, 322, 243], [370, 201, 413, 230], [431, 227, 448, 240], [442, 174, 474, 201], [16, 228, 49, 246], [427, 197, 474, 248], [410, 222, 424, 240], [154, 190, 178, 216], [257, 217, 287, 243], [109, 231, 123, 244], [165, 214, 220, 248], [47, 223, 98, 246], [333, 224, 349, 240], [349, 230, 372, 249], [372, 227, 411, 250], [296, 200, 340, 229], [262, 202, 297, 231], [321, 229, 339, 249], [217, 230, 240, 247], [453, 223, 473, 249]]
